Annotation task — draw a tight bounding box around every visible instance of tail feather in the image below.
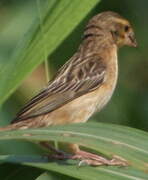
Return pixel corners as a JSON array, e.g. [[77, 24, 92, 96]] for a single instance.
[[0, 121, 30, 131], [0, 125, 16, 131], [0, 118, 42, 131]]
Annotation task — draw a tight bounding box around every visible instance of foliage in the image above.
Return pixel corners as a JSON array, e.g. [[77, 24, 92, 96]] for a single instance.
[[0, 123, 148, 179], [0, 0, 148, 179]]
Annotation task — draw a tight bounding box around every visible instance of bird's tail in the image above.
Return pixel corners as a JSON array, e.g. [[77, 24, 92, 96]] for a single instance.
[[0, 124, 18, 131], [0, 118, 40, 131]]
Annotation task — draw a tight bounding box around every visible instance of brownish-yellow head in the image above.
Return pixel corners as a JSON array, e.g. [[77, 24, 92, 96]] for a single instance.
[[87, 11, 137, 47]]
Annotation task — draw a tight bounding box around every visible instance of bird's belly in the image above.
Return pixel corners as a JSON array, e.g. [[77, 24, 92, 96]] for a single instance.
[[45, 81, 116, 126], [43, 49, 118, 126]]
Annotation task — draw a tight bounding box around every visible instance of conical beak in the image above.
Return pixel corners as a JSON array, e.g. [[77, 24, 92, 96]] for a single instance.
[[129, 34, 137, 47]]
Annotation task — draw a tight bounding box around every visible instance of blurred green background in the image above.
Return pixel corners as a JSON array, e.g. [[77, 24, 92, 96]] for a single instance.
[[0, 0, 148, 132]]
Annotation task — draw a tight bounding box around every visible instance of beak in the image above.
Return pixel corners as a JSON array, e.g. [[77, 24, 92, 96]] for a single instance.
[[128, 33, 137, 47]]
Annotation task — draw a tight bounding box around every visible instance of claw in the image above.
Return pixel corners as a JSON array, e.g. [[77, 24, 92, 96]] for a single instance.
[[44, 146, 128, 167], [78, 159, 89, 167], [69, 150, 128, 166]]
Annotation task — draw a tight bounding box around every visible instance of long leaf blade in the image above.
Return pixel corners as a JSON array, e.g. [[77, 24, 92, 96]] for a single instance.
[[0, 122, 148, 179], [0, 0, 99, 105]]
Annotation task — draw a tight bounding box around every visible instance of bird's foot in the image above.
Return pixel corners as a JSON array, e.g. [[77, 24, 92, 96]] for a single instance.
[[70, 150, 128, 166], [47, 149, 128, 166]]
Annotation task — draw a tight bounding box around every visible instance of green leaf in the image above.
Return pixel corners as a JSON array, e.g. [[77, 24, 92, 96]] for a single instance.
[[0, 163, 42, 180], [29, 162, 148, 180], [0, 155, 147, 180], [36, 172, 57, 180], [0, 0, 99, 106], [36, 172, 75, 180], [0, 122, 148, 179]]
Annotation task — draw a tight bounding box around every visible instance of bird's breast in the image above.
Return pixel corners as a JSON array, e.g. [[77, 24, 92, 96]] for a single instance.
[[44, 47, 118, 125], [94, 46, 118, 112]]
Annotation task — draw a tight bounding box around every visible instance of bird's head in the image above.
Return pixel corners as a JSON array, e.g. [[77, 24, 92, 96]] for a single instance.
[[88, 11, 137, 48]]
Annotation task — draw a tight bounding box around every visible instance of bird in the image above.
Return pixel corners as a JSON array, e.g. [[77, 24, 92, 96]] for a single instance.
[[0, 11, 137, 166]]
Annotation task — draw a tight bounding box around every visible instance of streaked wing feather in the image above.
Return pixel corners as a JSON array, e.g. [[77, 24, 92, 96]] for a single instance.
[[12, 55, 106, 123]]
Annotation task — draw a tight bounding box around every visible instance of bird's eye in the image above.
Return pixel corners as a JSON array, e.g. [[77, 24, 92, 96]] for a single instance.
[[113, 30, 119, 36], [124, 25, 129, 32]]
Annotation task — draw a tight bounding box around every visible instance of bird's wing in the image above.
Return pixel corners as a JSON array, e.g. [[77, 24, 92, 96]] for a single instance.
[[12, 55, 106, 123]]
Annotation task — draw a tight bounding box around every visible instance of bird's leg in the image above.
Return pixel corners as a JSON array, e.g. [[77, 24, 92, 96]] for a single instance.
[[50, 143, 128, 166], [40, 142, 62, 154], [40, 142, 70, 159], [41, 142, 128, 166], [70, 149, 128, 166]]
